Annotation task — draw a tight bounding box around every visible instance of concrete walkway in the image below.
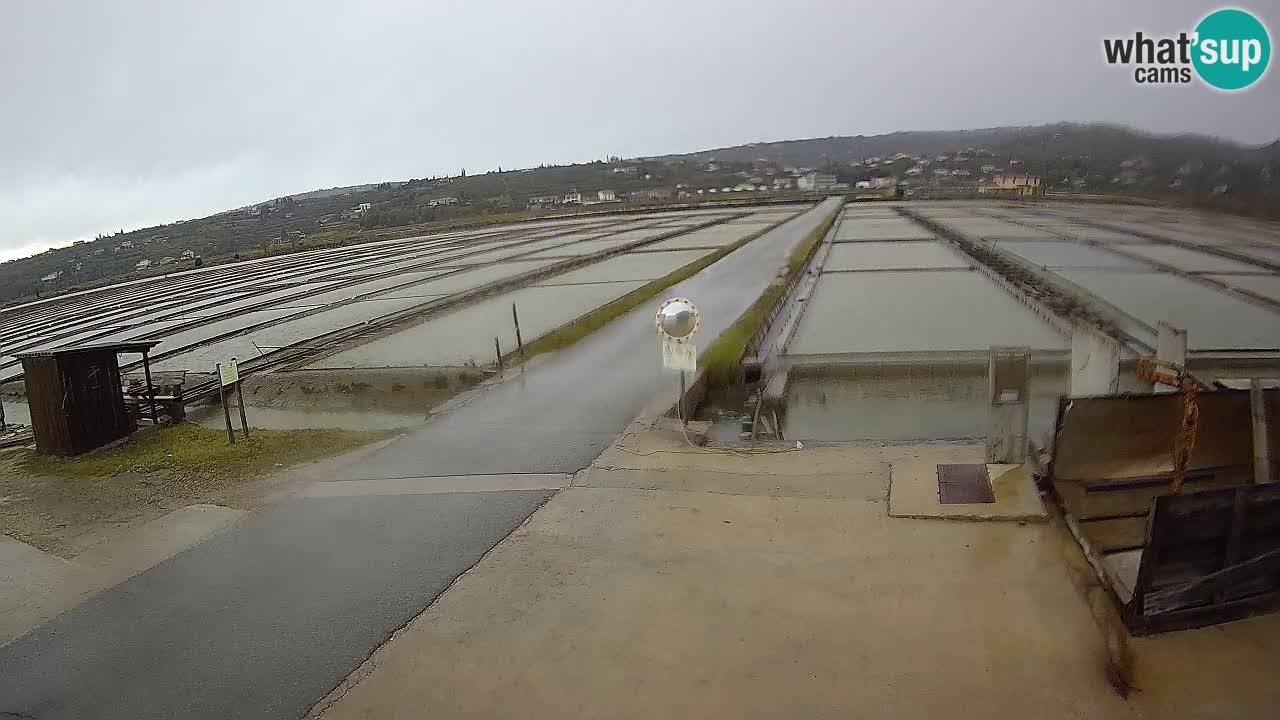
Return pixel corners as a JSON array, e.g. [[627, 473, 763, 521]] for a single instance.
[[337, 198, 841, 479], [0, 200, 842, 720], [310, 422, 1280, 720]]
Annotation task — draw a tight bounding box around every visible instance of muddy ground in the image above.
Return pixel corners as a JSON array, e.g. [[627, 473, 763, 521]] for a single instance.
[[0, 448, 273, 558], [0, 368, 487, 558]]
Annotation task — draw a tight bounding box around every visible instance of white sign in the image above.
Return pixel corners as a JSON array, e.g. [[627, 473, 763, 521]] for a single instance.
[[218, 357, 240, 387], [662, 337, 697, 372]]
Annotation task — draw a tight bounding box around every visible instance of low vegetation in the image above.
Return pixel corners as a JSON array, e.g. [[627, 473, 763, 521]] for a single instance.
[[698, 205, 840, 386], [17, 421, 395, 481]]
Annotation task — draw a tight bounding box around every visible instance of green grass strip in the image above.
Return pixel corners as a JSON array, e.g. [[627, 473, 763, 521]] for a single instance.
[[698, 204, 841, 387], [515, 213, 800, 363], [18, 422, 395, 481]]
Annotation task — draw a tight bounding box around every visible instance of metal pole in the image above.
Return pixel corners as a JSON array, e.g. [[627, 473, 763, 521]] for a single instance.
[[1251, 378, 1272, 484], [512, 303, 525, 360], [236, 380, 250, 440], [0, 393, 6, 430], [679, 370, 687, 429], [494, 337, 504, 371], [216, 364, 235, 445], [142, 349, 158, 426]]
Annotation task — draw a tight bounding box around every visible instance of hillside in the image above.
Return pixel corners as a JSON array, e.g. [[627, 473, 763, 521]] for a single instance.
[[3, 122, 1277, 307]]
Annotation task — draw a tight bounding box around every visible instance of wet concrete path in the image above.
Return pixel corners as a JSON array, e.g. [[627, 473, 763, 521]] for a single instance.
[[0, 199, 839, 720], [341, 198, 839, 479]]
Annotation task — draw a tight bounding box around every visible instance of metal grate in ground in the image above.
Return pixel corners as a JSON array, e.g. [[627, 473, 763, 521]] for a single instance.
[[937, 463, 995, 504]]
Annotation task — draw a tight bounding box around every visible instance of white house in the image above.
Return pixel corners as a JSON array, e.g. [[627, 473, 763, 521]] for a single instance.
[[562, 190, 582, 204], [358, 202, 372, 211], [597, 189, 616, 202], [135, 259, 152, 270], [796, 172, 837, 191], [181, 250, 196, 260]]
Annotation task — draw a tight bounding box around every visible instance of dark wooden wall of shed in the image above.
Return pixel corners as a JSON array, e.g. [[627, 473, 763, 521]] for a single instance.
[[21, 355, 71, 455], [21, 350, 133, 456], [62, 350, 131, 454]]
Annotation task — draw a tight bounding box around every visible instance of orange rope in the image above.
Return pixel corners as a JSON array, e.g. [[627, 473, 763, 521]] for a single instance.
[[1135, 356, 1200, 494]]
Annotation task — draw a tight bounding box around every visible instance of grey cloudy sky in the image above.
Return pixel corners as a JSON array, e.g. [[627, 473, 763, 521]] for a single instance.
[[2, 0, 1276, 262]]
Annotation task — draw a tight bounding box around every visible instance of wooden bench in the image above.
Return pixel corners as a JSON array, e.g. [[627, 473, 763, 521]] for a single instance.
[[122, 371, 187, 423]]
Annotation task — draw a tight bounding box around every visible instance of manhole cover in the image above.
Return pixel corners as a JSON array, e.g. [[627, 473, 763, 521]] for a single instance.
[[937, 463, 995, 504]]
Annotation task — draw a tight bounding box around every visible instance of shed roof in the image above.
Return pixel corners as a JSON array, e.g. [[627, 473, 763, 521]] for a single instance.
[[15, 341, 162, 360]]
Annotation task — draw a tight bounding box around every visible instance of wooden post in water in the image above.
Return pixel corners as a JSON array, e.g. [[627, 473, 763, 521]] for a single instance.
[[494, 337, 504, 371], [512, 303, 525, 360]]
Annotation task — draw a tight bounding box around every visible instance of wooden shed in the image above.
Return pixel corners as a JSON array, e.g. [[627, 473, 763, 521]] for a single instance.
[[15, 341, 161, 456]]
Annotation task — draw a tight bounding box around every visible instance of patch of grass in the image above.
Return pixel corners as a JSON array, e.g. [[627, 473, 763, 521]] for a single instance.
[[17, 422, 395, 481], [786, 206, 840, 273], [699, 284, 787, 386], [699, 204, 841, 387], [515, 212, 798, 361]]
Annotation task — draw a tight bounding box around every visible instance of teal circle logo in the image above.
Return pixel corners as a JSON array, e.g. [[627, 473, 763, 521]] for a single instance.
[[1192, 8, 1271, 90]]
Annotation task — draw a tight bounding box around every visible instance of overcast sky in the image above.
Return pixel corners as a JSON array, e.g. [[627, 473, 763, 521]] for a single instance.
[[2, 0, 1276, 262]]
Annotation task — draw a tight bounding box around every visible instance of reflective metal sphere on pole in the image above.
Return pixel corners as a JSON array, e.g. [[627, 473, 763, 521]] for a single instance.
[[656, 298, 700, 340]]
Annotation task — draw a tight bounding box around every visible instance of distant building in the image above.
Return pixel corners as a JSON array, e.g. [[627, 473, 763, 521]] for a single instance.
[[134, 259, 152, 270], [159, 256, 176, 265], [119, 241, 134, 249], [428, 197, 460, 207], [871, 176, 897, 189], [181, 250, 196, 260], [611, 166, 639, 175], [732, 182, 756, 192], [637, 185, 675, 199], [855, 180, 872, 189], [796, 172, 837, 191], [562, 190, 582, 204], [358, 202, 372, 211], [597, 189, 616, 202], [772, 177, 795, 190], [40, 271, 61, 282], [989, 174, 1044, 198], [526, 195, 558, 208]]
